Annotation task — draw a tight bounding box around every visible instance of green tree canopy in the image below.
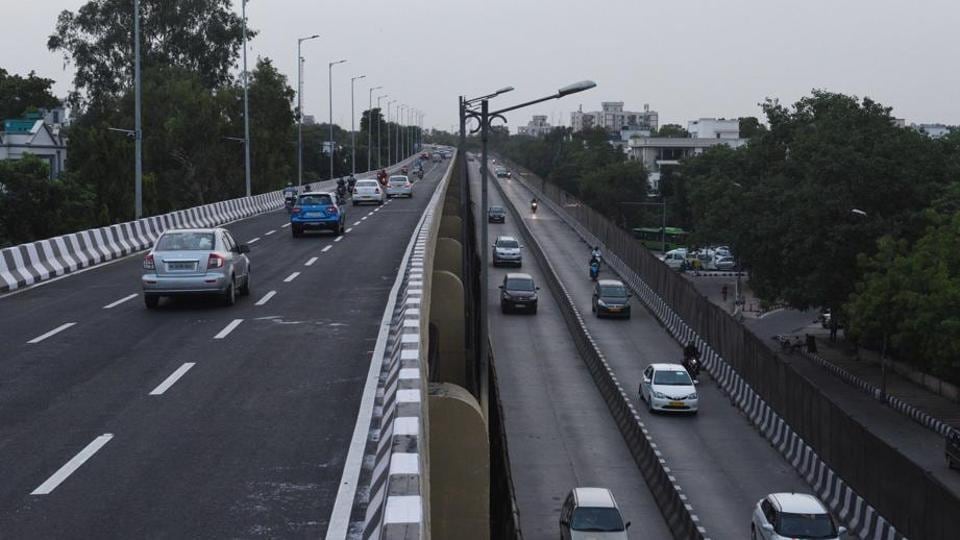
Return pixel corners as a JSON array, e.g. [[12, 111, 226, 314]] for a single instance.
[[0, 68, 60, 120], [653, 124, 689, 138]]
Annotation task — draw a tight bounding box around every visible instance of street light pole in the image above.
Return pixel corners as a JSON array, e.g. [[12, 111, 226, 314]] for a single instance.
[[241, 0, 251, 197], [296, 34, 319, 187], [350, 75, 365, 175], [376, 94, 387, 169], [328, 59, 346, 181], [133, 0, 143, 217], [367, 86, 382, 172], [387, 99, 395, 166]]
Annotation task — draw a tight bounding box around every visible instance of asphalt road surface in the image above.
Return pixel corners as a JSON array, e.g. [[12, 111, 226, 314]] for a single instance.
[[0, 159, 449, 538]]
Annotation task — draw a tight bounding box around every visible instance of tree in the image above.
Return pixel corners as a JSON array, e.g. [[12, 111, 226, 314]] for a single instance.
[[247, 58, 295, 190], [0, 68, 60, 120], [653, 124, 689, 138], [738, 116, 765, 139], [0, 156, 95, 245], [48, 0, 251, 107], [579, 161, 649, 227]]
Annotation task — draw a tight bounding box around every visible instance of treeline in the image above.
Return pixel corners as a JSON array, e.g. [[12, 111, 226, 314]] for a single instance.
[[0, 0, 417, 246]]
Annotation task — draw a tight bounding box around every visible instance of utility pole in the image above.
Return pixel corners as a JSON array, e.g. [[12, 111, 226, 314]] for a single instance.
[[350, 75, 365, 174], [241, 0, 251, 197], [296, 34, 319, 187], [133, 0, 143, 217]]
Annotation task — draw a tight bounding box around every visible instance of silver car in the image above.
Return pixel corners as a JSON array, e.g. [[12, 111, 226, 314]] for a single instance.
[[492, 235, 523, 267], [352, 179, 385, 205], [386, 175, 413, 198], [141, 228, 251, 308]]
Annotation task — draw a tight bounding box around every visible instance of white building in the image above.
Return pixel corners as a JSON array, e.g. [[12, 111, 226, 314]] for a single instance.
[[571, 102, 658, 133], [912, 123, 952, 138], [0, 114, 68, 178], [628, 136, 747, 192], [687, 118, 740, 139], [517, 115, 553, 137]]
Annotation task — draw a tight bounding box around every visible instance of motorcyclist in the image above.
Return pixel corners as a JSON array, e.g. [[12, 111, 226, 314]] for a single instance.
[[590, 246, 603, 267], [531, 197, 539, 213], [347, 174, 357, 190], [283, 182, 299, 210], [683, 339, 701, 381], [589, 257, 600, 281]]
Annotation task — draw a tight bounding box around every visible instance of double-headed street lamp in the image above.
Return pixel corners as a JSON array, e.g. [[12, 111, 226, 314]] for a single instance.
[[367, 86, 382, 172], [350, 75, 366, 175], [328, 59, 347, 180], [296, 34, 320, 187], [462, 80, 596, 411]]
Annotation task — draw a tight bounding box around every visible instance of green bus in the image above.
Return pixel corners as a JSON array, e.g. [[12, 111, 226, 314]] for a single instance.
[[631, 227, 689, 252]]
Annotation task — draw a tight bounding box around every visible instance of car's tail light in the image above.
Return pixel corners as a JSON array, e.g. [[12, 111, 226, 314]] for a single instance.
[[327, 206, 338, 215], [405, 182, 411, 188], [143, 254, 155, 270], [374, 188, 380, 194], [208, 253, 225, 269], [292, 206, 301, 214]]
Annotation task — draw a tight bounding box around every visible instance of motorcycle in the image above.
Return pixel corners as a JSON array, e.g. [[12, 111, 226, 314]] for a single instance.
[[347, 176, 357, 191], [416, 169, 424, 180], [531, 201, 538, 214], [336, 180, 348, 201], [589, 260, 600, 281], [683, 356, 701, 383], [284, 195, 297, 213]]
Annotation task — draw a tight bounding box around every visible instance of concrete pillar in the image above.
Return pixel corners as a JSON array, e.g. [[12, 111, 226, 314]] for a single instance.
[[434, 238, 462, 278], [428, 383, 489, 540], [439, 215, 462, 241], [430, 270, 466, 387]]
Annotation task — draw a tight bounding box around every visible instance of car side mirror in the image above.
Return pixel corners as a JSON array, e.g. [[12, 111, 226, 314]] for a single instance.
[[238, 245, 250, 254], [625, 521, 631, 530], [838, 526, 847, 535], [536, 286, 541, 290]]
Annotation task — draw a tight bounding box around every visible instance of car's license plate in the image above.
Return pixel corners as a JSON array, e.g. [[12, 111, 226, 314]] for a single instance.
[[608, 307, 621, 312], [168, 262, 194, 270], [669, 401, 685, 407], [515, 303, 526, 308], [304, 212, 322, 218]]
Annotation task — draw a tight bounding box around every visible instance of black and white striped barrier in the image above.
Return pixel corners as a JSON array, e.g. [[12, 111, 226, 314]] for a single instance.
[[509, 174, 904, 540]]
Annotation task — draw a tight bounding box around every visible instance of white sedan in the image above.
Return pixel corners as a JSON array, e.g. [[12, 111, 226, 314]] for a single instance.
[[352, 179, 385, 206], [639, 363, 698, 414], [386, 175, 413, 198], [751, 493, 846, 540]]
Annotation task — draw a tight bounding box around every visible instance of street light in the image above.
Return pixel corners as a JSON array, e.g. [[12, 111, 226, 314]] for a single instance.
[[241, 0, 252, 197], [850, 207, 893, 397], [350, 75, 366, 175], [296, 34, 320, 187], [367, 86, 382, 172], [387, 99, 396, 166], [328, 59, 346, 180], [132, 0, 143, 218], [464, 79, 596, 412], [376, 94, 388, 168]]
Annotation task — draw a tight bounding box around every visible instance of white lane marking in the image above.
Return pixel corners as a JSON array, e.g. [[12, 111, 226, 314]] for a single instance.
[[361, 216, 368, 221], [305, 256, 318, 266], [366, 212, 374, 217], [345, 228, 353, 233], [322, 245, 332, 253], [334, 236, 344, 243], [31, 434, 113, 495], [214, 319, 244, 339], [149, 363, 195, 396], [28, 322, 77, 344], [352, 221, 361, 226], [247, 237, 261, 244], [281, 223, 291, 228], [265, 230, 276, 236], [102, 293, 138, 309], [255, 290, 277, 306], [284, 272, 301, 282]]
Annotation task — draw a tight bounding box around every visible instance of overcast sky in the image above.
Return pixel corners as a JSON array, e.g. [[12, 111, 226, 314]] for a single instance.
[[3, 0, 959, 132]]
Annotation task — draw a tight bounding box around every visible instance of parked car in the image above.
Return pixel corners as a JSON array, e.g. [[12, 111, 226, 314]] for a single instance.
[[662, 248, 688, 270], [947, 430, 960, 470], [142, 228, 250, 308], [714, 255, 737, 271], [751, 493, 846, 540], [638, 363, 698, 414], [352, 178, 385, 205], [487, 206, 506, 223], [386, 175, 413, 198], [493, 235, 523, 267], [592, 279, 632, 318], [559, 487, 631, 540], [290, 192, 345, 237], [499, 272, 539, 314]]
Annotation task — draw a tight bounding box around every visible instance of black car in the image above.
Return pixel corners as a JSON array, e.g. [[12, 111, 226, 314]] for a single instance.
[[592, 279, 632, 318], [487, 206, 506, 223], [948, 430, 960, 470], [500, 273, 539, 314]]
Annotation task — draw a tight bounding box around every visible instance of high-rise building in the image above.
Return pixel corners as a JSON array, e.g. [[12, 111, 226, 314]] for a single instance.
[[571, 102, 658, 133]]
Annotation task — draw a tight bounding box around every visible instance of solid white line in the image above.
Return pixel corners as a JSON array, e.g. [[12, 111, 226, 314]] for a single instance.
[[31, 434, 113, 495], [281, 223, 291, 228], [149, 363, 195, 395], [213, 319, 243, 339], [305, 256, 318, 266], [27, 322, 77, 344], [264, 230, 276, 236], [334, 236, 344, 243], [345, 228, 353, 233], [102, 293, 138, 309], [284, 272, 301, 282], [255, 290, 277, 306], [321, 245, 332, 253], [352, 221, 361, 226], [247, 237, 261, 244]]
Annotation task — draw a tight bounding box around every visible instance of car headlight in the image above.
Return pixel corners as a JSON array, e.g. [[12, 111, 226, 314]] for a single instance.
[[685, 393, 698, 400], [652, 391, 667, 399], [597, 299, 608, 307]]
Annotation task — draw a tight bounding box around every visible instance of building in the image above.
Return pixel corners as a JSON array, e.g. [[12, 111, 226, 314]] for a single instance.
[[687, 118, 740, 139], [517, 115, 553, 137], [628, 136, 747, 192], [571, 102, 658, 134], [912, 123, 952, 138], [0, 111, 68, 178]]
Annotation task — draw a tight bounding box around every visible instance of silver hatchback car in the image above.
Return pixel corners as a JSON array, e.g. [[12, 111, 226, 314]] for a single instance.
[[141, 228, 251, 308]]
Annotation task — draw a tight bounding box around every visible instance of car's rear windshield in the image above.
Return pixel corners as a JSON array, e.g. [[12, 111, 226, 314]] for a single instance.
[[298, 194, 333, 205], [570, 507, 625, 532], [497, 239, 519, 248], [389, 177, 407, 184], [777, 513, 837, 538], [489, 207, 505, 213], [505, 278, 535, 291], [356, 180, 378, 188], [653, 370, 693, 385], [600, 286, 627, 298], [156, 232, 215, 251]]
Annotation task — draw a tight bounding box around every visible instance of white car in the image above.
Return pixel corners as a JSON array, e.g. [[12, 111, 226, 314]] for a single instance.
[[352, 179, 385, 206], [752, 493, 846, 540], [715, 255, 737, 271], [639, 363, 698, 414], [559, 487, 631, 539], [386, 175, 413, 198], [661, 248, 688, 270]]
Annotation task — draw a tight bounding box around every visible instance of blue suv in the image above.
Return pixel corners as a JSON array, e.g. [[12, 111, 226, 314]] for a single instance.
[[290, 192, 345, 237]]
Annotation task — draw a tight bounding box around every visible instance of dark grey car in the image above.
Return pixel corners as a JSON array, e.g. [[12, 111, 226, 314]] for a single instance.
[[500, 272, 539, 314]]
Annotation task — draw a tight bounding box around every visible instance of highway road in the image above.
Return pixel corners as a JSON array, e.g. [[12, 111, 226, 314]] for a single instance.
[[490, 160, 816, 540], [468, 160, 672, 539], [0, 159, 449, 538]]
